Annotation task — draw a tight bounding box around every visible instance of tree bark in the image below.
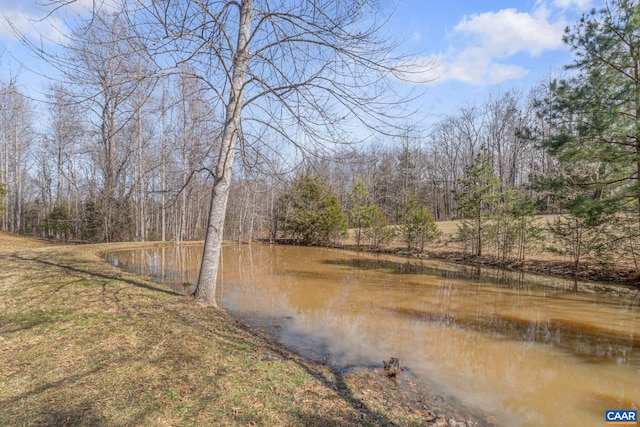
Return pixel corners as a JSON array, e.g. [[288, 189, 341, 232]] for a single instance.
[[195, 0, 253, 306]]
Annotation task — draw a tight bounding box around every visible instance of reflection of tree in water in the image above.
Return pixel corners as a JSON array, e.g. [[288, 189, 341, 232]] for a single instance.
[[321, 257, 572, 291], [320, 257, 640, 365], [384, 305, 639, 365], [108, 248, 639, 366], [105, 245, 203, 295], [106, 244, 640, 426], [323, 257, 444, 275]]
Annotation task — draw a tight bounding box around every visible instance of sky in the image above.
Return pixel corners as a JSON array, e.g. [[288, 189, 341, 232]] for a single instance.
[[0, 0, 598, 126], [382, 0, 596, 121]]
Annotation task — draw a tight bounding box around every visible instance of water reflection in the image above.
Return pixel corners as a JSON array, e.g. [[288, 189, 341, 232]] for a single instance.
[[104, 243, 640, 427]]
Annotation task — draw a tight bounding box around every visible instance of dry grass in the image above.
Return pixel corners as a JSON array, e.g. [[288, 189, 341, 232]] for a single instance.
[[0, 234, 485, 426], [434, 214, 564, 243], [343, 214, 640, 288], [0, 231, 52, 251]]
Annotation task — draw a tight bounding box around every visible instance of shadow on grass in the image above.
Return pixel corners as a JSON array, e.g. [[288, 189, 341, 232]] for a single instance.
[[3, 362, 176, 427], [1, 251, 401, 425], [33, 406, 109, 427], [167, 307, 400, 426], [0, 366, 106, 406], [0, 308, 72, 334], [6, 253, 179, 297]]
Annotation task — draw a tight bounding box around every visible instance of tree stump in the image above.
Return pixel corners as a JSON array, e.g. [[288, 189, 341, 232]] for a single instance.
[[383, 357, 403, 378]]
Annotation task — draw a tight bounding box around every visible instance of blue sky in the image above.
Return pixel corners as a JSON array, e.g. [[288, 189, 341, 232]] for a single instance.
[[0, 0, 597, 124], [382, 0, 596, 120]]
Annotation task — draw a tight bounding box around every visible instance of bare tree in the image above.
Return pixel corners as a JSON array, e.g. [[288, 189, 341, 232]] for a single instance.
[[62, 11, 152, 241], [0, 82, 34, 234], [41, 84, 86, 235], [124, 0, 418, 305]]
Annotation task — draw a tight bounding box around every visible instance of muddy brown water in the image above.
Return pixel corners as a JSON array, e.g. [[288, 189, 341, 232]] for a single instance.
[[104, 243, 640, 426]]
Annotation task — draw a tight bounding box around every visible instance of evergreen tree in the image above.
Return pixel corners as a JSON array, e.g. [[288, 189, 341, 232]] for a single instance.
[[365, 204, 397, 249], [456, 151, 542, 261], [547, 214, 614, 271], [278, 176, 347, 245], [486, 189, 542, 262], [42, 205, 73, 241], [537, 0, 640, 227], [455, 149, 500, 256], [348, 179, 374, 248], [398, 194, 440, 251], [82, 200, 103, 242]]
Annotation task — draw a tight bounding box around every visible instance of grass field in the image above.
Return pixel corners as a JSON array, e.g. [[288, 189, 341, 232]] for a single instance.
[[435, 214, 564, 241], [0, 232, 484, 426], [344, 214, 640, 288]]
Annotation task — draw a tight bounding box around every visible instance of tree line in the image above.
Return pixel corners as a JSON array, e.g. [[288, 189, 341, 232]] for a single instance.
[[2, 0, 640, 277], [0, 75, 545, 245]]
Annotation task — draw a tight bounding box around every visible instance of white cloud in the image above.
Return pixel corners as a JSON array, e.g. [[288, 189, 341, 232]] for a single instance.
[[400, 3, 570, 85], [446, 48, 530, 84], [0, 9, 67, 41], [552, 0, 593, 10], [454, 7, 565, 57], [484, 63, 529, 84], [399, 49, 529, 85], [0, 0, 106, 42]]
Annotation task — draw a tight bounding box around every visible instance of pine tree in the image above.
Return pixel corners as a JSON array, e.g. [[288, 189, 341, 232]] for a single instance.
[[365, 204, 397, 249], [455, 149, 500, 256], [529, 0, 640, 267], [486, 189, 542, 262], [82, 201, 103, 242], [348, 179, 374, 248], [537, 0, 640, 227], [42, 205, 73, 241], [279, 176, 347, 245], [398, 194, 440, 251]]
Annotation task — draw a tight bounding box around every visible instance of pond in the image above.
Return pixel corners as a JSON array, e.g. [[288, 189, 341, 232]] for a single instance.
[[104, 243, 640, 427]]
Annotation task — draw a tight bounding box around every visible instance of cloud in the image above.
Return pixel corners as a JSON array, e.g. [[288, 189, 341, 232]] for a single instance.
[[552, 0, 593, 10], [446, 48, 530, 84], [398, 49, 529, 85], [0, 9, 67, 41], [0, 0, 103, 42], [400, 3, 571, 85], [454, 7, 565, 57]]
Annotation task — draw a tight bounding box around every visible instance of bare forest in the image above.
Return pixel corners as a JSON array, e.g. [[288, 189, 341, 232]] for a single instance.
[[0, 76, 549, 242]]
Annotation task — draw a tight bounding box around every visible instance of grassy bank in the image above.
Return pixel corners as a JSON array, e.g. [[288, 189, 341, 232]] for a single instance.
[[0, 233, 486, 426], [341, 216, 640, 288]]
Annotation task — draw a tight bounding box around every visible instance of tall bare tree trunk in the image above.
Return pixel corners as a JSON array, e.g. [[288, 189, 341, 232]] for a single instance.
[[2, 128, 7, 231], [161, 85, 167, 242], [195, 0, 253, 305], [136, 91, 145, 242]]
